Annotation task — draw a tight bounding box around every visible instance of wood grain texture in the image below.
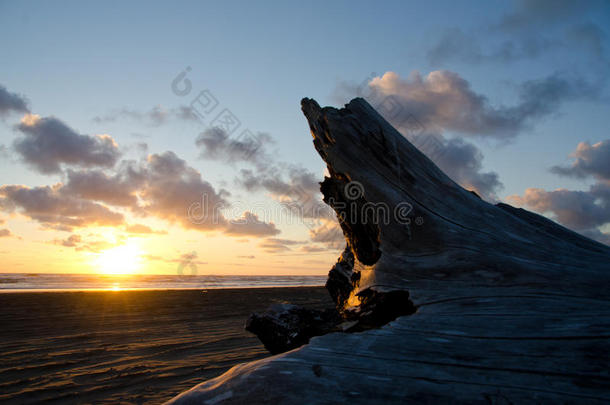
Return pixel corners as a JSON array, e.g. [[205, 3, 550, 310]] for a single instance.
[[167, 98, 610, 404]]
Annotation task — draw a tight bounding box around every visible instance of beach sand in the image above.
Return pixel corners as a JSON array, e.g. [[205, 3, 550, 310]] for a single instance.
[[0, 287, 332, 404]]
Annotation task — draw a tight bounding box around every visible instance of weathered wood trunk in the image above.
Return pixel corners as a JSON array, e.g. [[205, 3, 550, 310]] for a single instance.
[[167, 98, 610, 404]]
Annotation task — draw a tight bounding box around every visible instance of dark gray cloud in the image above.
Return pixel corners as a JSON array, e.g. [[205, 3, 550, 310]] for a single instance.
[[507, 181, 610, 245], [512, 73, 599, 123], [238, 165, 317, 197], [308, 219, 345, 250], [14, 115, 121, 174], [427, 28, 559, 66], [195, 125, 340, 247], [334, 69, 604, 201], [139, 151, 231, 231], [51, 234, 116, 253], [428, 0, 609, 67], [567, 23, 607, 61], [525, 138, 610, 245], [237, 164, 331, 219], [0, 184, 125, 231], [195, 127, 329, 219], [196, 126, 334, 243], [410, 133, 503, 200], [335, 71, 509, 200], [259, 225, 343, 253], [49, 151, 280, 237], [495, 0, 602, 32], [60, 151, 229, 232], [173, 251, 207, 266], [63, 167, 142, 207], [92, 105, 198, 126], [0, 85, 29, 116], [1, 87, 280, 239], [196, 127, 274, 167], [508, 185, 610, 231], [345, 71, 598, 140], [551, 140, 610, 181], [224, 211, 280, 237]]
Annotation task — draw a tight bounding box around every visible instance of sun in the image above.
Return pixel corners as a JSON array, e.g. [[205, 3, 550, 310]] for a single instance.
[[95, 242, 142, 275]]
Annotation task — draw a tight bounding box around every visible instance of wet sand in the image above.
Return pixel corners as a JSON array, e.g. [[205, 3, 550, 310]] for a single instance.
[[0, 287, 332, 404]]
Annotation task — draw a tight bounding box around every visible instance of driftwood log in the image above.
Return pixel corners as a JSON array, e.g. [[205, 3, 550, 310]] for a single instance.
[[167, 98, 610, 404]]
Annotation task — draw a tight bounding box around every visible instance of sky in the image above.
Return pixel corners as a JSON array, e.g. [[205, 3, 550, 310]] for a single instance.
[[0, 0, 609, 275]]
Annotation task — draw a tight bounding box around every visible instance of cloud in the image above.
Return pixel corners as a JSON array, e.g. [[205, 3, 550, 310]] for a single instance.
[[0, 184, 124, 231], [58, 151, 232, 232], [125, 223, 167, 235], [428, 1, 609, 67], [175, 251, 207, 265], [78, 240, 115, 252], [4, 148, 279, 238], [335, 71, 510, 200], [514, 73, 599, 122], [196, 127, 335, 242], [14, 114, 121, 173], [195, 128, 332, 225], [92, 105, 198, 126], [335, 69, 601, 201], [59, 152, 226, 230], [195, 127, 274, 167], [508, 136, 610, 245], [63, 167, 142, 207], [507, 183, 610, 245], [308, 219, 345, 250], [138, 151, 231, 231], [237, 163, 331, 219], [224, 211, 280, 237], [580, 228, 610, 246], [427, 28, 559, 65], [0, 85, 29, 116], [0, 228, 13, 237], [51, 233, 131, 253], [1, 88, 279, 240], [567, 23, 608, 62], [551, 140, 610, 181], [507, 186, 610, 231], [65, 151, 280, 237], [52, 234, 82, 247], [495, 0, 600, 32], [349, 71, 596, 139], [258, 238, 305, 253], [410, 133, 503, 200], [299, 245, 331, 253]]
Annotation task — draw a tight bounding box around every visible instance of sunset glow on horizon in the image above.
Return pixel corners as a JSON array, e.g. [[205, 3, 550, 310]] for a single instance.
[[93, 242, 143, 275]]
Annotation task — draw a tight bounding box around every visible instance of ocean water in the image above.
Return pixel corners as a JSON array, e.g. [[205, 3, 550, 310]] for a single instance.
[[0, 273, 327, 292]]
